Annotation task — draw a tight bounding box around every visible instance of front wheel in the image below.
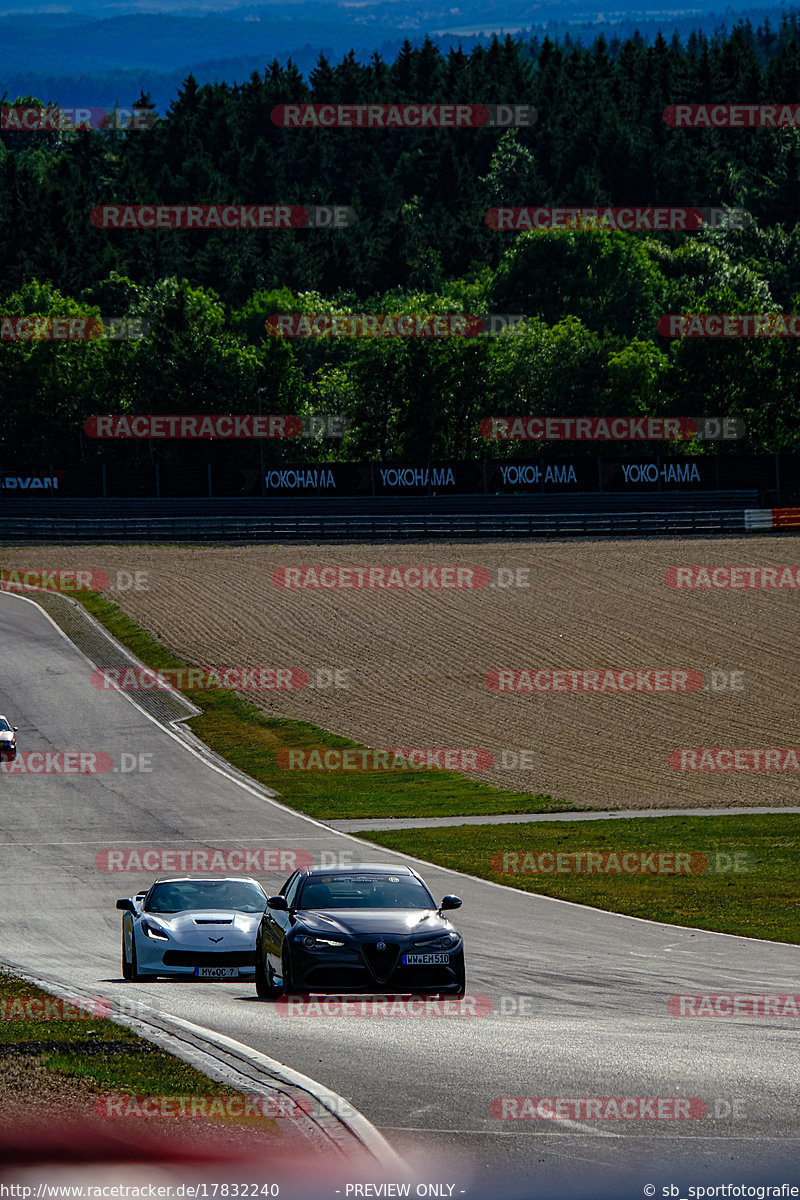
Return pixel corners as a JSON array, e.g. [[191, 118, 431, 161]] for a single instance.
[[255, 950, 281, 1000], [121, 929, 133, 980], [124, 928, 155, 982], [281, 947, 293, 993]]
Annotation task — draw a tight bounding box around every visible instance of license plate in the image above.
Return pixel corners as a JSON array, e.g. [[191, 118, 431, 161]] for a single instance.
[[194, 966, 239, 978], [402, 953, 450, 965]]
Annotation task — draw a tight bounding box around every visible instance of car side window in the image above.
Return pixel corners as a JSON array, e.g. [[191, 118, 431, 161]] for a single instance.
[[282, 873, 301, 908]]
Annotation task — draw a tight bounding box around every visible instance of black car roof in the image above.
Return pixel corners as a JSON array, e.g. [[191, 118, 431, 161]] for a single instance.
[[302, 863, 416, 877]]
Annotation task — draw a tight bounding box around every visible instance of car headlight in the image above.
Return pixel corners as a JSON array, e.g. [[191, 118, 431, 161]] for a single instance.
[[141, 919, 169, 941], [414, 935, 458, 948], [301, 936, 345, 949]]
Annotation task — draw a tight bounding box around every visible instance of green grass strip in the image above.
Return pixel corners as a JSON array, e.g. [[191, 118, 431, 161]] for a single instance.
[[0, 968, 244, 1098], [352, 814, 800, 943]]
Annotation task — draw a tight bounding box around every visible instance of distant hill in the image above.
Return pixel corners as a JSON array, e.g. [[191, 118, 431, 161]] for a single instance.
[[1, 0, 796, 111]]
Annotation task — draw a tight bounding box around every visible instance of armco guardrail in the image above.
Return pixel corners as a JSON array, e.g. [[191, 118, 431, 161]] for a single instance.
[[770, 507, 800, 530], [0, 490, 762, 517], [743, 506, 800, 530], [745, 507, 800, 531], [0, 497, 771, 543]]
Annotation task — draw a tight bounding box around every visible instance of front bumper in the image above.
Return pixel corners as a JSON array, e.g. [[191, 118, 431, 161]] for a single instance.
[[136, 936, 256, 977], [289, 941, 465, 994]]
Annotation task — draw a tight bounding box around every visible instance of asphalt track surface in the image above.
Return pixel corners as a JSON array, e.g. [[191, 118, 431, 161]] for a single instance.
[[1, 591, 798, 1198]]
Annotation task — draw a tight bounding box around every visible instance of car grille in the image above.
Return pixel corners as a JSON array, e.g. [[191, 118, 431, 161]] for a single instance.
[[303, 966, 369, 987], [361, 941, 400, 983], [393, 964, 456, 986], [300, 965, 457, 991], [161, 951, 254, 967]]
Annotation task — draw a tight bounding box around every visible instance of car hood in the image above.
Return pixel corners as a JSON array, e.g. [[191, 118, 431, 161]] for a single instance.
[[293, 908, 455, 938], [142, 909, 262, 934], [0, 732, 15, 742]]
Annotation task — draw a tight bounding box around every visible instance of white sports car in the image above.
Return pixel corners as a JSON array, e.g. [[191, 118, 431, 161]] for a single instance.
[[117, 876, 268, 981]]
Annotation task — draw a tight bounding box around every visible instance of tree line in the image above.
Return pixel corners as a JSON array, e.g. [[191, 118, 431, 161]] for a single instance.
[[2, 22, 800, 467]]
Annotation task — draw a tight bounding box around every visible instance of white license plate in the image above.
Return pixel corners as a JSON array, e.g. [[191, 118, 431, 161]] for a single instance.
[[402, 953, 450, 965], [194, 966, 239, 978]]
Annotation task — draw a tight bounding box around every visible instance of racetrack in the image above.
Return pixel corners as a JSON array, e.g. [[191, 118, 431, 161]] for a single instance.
[[0, 589, 798, 1196]]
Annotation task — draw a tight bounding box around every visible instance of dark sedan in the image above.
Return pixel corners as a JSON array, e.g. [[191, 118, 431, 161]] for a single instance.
[[255, 863, 465, 999]]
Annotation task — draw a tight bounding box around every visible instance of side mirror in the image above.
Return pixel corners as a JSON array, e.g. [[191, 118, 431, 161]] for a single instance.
[[267, 895, 289, 911], [440, 895, 462, 911], [12, 727, 18, 732], [116, 898, 136, 912]]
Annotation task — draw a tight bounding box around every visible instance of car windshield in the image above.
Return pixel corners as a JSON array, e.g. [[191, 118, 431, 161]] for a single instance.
[[298, 873, 434, 910], [0, 719, 11, 732], [145, 880, 266, 914]]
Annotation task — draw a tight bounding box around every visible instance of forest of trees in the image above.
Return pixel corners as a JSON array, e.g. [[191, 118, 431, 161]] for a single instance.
[[3, 19, 800, 471]]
